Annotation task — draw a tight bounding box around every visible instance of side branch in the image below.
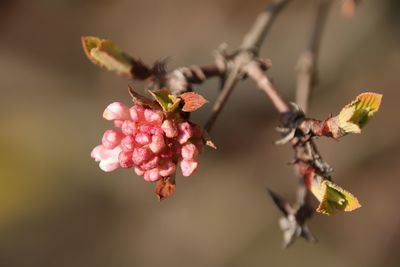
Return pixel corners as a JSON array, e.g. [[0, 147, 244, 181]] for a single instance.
[[204, 0, 291, 131], [244, 61, 289, 114], [295, 0, 332, 113], [240, 0, 291, 51]]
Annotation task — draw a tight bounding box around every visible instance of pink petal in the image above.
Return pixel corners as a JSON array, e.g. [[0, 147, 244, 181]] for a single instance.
[[159, 161, 176, 177], [103, 102, 130, 121], [140, 156, 160, 171], [91, 145, 120, 161], [135, 132, 151, 145], [134, 166, 145, 176], [130, 105, 145, 122], [181, 143, 198, 160], [121, 120, 137, 135], [119, 151, 133, 168], [144, 109, 163, 125], [177, 122, 193, 144], [121, 135, 136, 151], [114, 120, 124, 128], [102, 129, 123, 149], [149, 134, 165, 154], [132, 147, 152, 165], [180, 159, 198, 177], [161, 119, 178, 138], [144, 168, 161, 182], [91, 145, 105, 162], [99, 160, 120, 172], [92, 145, 122, 172]]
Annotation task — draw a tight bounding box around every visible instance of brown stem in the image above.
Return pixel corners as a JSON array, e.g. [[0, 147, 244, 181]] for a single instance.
[[204, 0, 291, 131], [293, 0, 332, 235], [240, 0, 292, 51], [204, 64, 242, 132], [244, 61, 289, 113], [295, 0, 332, 113]]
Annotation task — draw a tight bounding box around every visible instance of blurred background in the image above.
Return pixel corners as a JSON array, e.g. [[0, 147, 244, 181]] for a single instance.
[[1, 0, 399, 266]]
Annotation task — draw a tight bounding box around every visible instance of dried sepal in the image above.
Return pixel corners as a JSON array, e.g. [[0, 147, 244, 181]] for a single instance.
[[81, 36, 134, 78], [156, 176, 176, 201], [309, 175, 361, 215], [335, 92, 382, 135], [180, 92, 208, 112]]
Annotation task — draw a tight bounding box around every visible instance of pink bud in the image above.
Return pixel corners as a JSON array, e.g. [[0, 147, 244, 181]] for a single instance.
[[91, 145, 122, 172], [144, 168, 161, 182], [180, 159, 198, 177], [102, 130, 123, 149], [177, 122, 193, 144], [181, 143, 198, 160], [149, 134, 165, 154], [139, 124, 151, 133], [103, 102, 130, 121], [161, 119, 178, 138], [121, 135, 136, 151], [134, 166, 145, 176], [132, 147, 152, 165], [114, 120, 124, 128], [149, 126, 164, 136], [159, 161, 176, 177], [119, 151, 134, 168], [121, 120, 137, 136], [144, 109, 163, 125], [135, 132, 151, 145], [130, 105, 145, 122], [140, 156, 160, 171]]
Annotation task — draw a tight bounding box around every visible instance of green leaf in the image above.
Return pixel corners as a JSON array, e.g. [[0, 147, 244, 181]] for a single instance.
[[336, 92, 382, 134], [310, 176, 361, 215], [81, 36, 133, 78], [149, 89, 181, 112]]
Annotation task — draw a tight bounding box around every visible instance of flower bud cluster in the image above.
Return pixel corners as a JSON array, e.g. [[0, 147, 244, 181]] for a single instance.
[[91, 102, 203, 182]]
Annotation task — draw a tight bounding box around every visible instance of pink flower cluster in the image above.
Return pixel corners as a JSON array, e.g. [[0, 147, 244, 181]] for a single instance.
[[91, 102, 203, 182]]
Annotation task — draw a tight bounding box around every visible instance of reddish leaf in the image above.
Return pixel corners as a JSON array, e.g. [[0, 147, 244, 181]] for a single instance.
[[156, 176, 176, 201], [180, 92, 208, 112]]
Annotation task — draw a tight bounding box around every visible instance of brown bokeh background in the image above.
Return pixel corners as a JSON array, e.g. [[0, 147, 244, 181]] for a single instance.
[[1, 0, 400, 266]]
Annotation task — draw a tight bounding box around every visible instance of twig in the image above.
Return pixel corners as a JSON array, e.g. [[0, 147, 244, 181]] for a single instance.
[[286, 0, 332, 246], [244, 61, 289, 113], [240, 0, 292, 52], [204, 0, 291, 132], [167, 64, 226, 95], [295, 0, 332, 113], [204, 63, 242, 131]]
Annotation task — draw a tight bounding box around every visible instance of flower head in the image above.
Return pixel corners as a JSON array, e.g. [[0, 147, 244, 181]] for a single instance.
[[91, 88, 211, 199]]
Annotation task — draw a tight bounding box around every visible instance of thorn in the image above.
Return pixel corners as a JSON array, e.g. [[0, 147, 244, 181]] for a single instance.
[[301, 225, 318, 243], [266, 188, 292, 216], [275, 126, 290, 133], [275, 128, 296, 145]]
